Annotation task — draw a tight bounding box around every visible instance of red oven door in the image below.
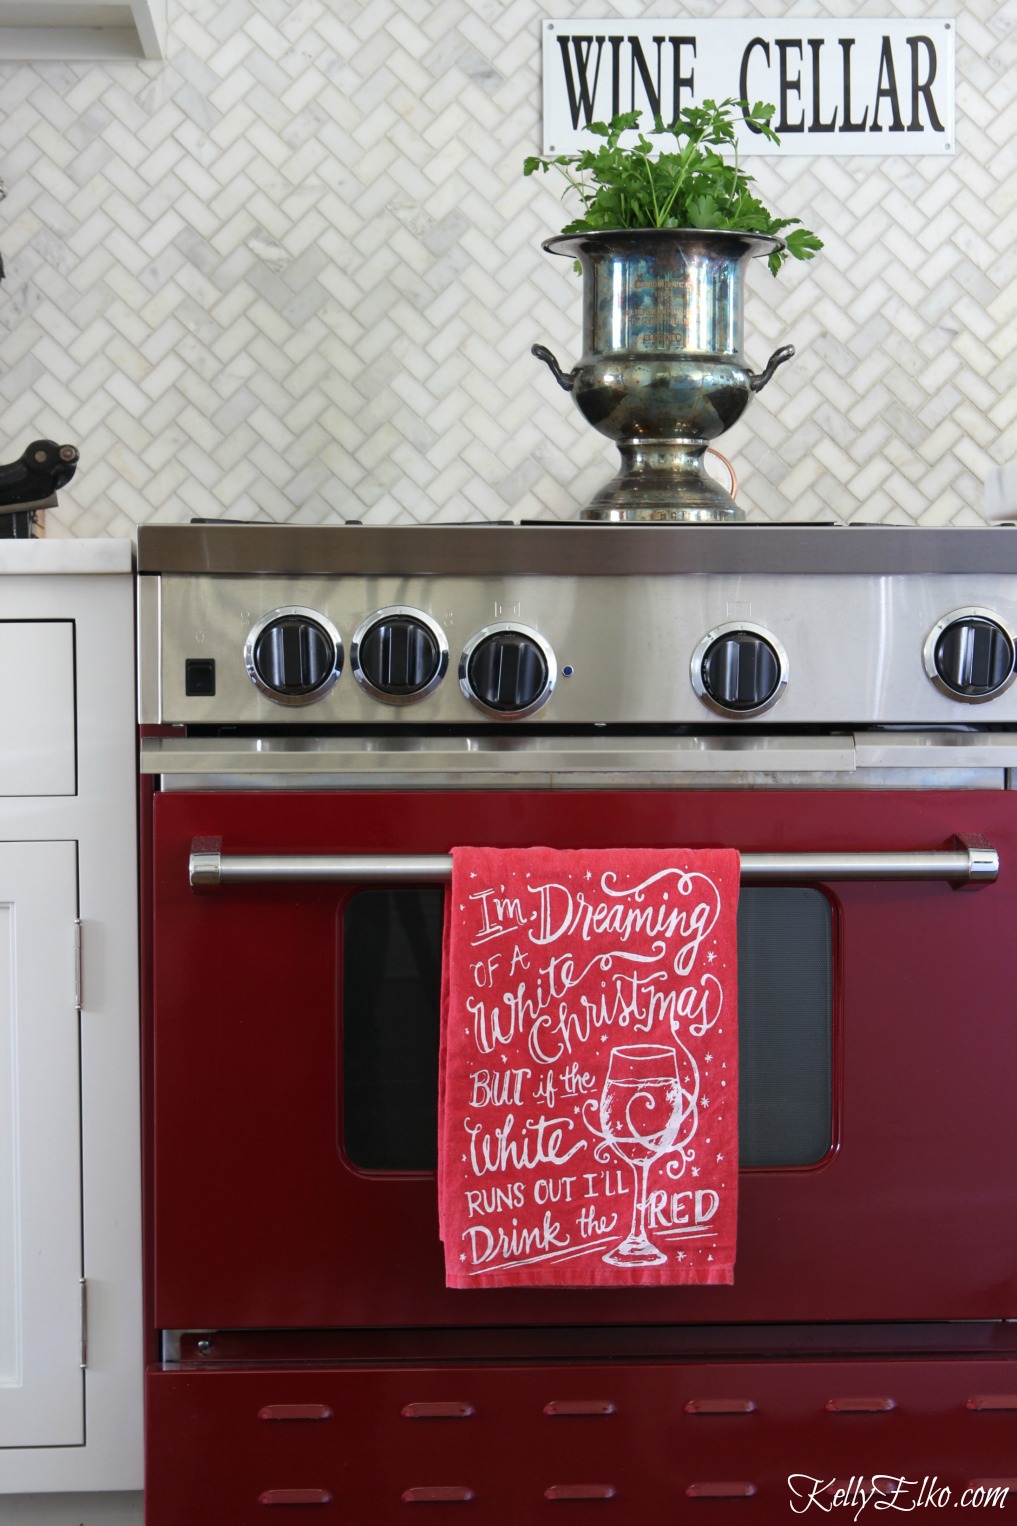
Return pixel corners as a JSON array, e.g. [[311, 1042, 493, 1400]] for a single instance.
[[150, 788, 1017, 1330]]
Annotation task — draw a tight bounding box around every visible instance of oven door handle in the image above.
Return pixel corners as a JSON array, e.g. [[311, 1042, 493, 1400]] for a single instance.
[[188, 836, 998, 887]]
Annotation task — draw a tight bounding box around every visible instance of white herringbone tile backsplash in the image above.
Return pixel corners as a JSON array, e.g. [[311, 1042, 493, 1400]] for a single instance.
[[0, 0, 1015, 534]]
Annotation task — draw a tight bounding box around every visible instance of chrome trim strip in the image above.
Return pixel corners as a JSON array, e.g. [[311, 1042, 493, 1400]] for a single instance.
[[137, 574, 162, 723], [142, 732, 1017, 779], [189, 844, 999, 888], [143, 732, 857, 777], [158, 769, 1005, 792]]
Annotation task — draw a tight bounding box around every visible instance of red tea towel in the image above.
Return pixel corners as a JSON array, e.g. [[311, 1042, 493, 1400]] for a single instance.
[[438, 847, 739, 1289]]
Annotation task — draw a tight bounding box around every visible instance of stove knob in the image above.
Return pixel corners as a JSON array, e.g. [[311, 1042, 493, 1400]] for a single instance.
[[692, 623, 788, 716], [925, 609, 1016, 701], [351, 608, 448, 703], [459, 624, 556, 718], [245, 607, 342, 705]]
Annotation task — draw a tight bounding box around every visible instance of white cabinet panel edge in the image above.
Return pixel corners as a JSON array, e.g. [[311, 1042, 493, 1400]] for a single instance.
[[0, 842, 83, 1449], [0, 0, 165, 60], [0, 551, 142, 1494]]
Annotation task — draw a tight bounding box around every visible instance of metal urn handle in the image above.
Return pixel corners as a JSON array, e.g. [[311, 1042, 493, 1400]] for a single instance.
[[537, 339, 795, 398], [748, 344, 796, 393], [532, 343, 576, 393]]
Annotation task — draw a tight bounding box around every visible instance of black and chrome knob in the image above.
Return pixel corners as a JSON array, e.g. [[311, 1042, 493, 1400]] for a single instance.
[[692, 622, 788, 716], [459, 623, 556, 718], [351, 607, 448, 704], [924, 608, 1016, 702], [245, 607, 342, 705]]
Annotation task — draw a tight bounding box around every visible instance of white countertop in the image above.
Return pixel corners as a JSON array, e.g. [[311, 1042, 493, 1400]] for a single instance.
[[0, 539, 134, 575]]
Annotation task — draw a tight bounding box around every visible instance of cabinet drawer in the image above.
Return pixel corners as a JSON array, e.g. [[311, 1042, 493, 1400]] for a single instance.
[[146, 1358, 1017, 1525], [0, 622, 75, 796]]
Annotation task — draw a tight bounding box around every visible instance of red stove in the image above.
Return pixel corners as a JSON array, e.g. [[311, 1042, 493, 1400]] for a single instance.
[[138, 521, 1017, 1523]]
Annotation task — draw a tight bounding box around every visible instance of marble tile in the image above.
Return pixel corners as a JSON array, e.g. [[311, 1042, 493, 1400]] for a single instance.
[[0, 0, 1013, 530]]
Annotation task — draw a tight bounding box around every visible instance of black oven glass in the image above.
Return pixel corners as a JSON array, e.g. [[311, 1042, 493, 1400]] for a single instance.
[[342, 886, 832, 1172], [736, 887, 833, 1168]]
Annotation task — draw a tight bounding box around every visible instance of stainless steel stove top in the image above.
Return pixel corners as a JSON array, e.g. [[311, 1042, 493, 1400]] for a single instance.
[[138, 520, 1017, 577]]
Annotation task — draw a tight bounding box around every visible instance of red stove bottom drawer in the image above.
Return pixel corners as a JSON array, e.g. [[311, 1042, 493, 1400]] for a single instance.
[[145, 1358, 1017, 1525]]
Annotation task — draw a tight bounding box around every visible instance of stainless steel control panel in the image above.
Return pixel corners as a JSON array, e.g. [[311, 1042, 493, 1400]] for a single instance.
[[138, 566, 1017, 728]]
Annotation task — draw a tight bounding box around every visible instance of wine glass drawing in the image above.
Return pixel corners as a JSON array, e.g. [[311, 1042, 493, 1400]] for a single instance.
[[588, 1042, 699, 1267]]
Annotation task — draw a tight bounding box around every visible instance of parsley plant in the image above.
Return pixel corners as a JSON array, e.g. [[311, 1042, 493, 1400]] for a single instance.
[[524, 99, 823, 276]]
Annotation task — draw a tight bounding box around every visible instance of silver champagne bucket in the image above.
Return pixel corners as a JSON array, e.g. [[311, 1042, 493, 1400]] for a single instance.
[[534, 229, 794, 523]]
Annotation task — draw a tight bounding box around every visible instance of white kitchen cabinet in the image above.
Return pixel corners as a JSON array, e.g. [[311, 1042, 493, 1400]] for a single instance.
[[0, 0, 165, 60], [0, 540, 142, 1502], [0, 840, 83, 1448]]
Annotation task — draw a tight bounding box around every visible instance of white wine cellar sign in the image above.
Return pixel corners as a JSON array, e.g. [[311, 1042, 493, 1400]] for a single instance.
[[542, 19, 955, 155]]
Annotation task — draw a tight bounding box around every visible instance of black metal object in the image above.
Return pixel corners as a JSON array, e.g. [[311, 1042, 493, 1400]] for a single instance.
[[0, 439, 80, 537]]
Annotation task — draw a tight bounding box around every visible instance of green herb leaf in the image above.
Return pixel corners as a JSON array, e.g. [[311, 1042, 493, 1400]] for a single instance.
[[687, 194, 720, 228], [785, 228, 824, 261], [523, 101, 821, 278]]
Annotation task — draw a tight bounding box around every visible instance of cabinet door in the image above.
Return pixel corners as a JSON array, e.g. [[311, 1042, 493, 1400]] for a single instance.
[[0, 841, 82, 1447]]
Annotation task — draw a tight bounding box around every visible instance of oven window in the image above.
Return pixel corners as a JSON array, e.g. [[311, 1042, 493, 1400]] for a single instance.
[[341, 886, 832, 1172], [737, 888, 832, 1167], [343, 889, 445, 1171]]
